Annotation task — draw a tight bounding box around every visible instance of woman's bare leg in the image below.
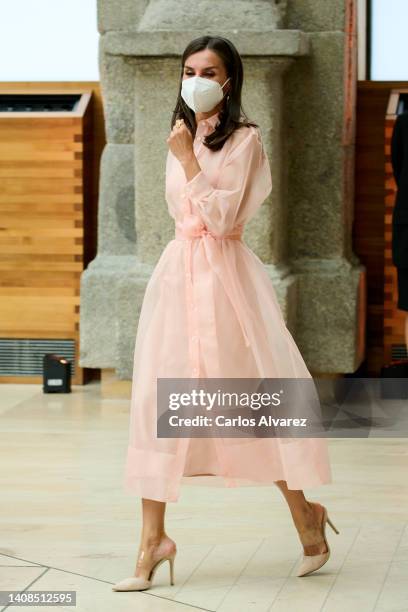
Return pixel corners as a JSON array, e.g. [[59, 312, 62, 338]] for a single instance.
[[274, 480, 328, 555], [133, 498, 175, 578]]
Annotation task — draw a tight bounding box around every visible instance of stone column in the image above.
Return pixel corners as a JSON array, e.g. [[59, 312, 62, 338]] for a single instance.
[[284, 0, 365, 372], [80, 0, 364, 379]]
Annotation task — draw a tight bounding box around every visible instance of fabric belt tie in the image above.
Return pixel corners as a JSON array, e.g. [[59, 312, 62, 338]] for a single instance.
[[174, 214, 251, 377]]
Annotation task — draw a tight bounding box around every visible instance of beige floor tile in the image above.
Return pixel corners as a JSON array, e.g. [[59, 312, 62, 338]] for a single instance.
[[1, 382, 408, 611], [0, 564, 48, 591], [1, 566, 197, 612]]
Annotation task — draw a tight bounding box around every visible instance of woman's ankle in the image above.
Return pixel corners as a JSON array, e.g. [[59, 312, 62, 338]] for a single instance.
[[292, 500, 318, 529], [140, 530, 167, 546]]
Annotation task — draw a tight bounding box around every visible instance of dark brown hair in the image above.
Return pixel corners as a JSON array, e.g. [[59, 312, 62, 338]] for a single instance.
[[171, 35, 258, 152]]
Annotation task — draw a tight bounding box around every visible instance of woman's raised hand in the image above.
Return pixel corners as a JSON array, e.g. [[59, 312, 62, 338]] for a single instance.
[[166, 118, 194, 165]]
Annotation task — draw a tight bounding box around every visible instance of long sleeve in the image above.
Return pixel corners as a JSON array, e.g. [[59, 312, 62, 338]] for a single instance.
[[391, 113, 404, 187], [182, 127, 272, 238]]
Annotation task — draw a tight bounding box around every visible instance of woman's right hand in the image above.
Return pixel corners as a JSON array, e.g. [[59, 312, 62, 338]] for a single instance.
[[166, 119, 194, 165]]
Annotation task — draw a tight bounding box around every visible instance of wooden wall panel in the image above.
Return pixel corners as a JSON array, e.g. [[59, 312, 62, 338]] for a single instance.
[[0, 83, 106, 384]]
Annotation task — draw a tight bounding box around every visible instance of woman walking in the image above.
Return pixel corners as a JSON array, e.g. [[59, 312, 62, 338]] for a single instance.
[[113, 35, 338, 591]]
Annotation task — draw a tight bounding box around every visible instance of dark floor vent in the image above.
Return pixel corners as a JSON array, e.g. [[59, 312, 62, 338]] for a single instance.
[[391, 343, 408, 361], [0, 338, 75, 376]]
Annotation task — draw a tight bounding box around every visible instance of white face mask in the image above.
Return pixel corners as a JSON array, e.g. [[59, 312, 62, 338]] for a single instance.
[[181, 75, 231, 113]]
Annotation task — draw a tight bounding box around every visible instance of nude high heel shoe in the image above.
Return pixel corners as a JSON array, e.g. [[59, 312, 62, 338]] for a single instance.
[[112, 539, 177, 592], [296, 502, 339, 577]]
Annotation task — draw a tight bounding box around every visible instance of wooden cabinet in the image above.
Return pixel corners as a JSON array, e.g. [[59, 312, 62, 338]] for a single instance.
[[0, 90, 96, 384]]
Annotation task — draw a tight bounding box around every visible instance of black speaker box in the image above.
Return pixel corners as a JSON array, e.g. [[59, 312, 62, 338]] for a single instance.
[[43, 353, 71, 393]]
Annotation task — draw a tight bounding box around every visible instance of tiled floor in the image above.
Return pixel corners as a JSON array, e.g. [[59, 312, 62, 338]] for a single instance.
[[1, 382, 407, 611]]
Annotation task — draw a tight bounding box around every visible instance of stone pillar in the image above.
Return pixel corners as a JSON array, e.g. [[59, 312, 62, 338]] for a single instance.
[[80, 0, 364, 379], [284, 0, 365, 372]]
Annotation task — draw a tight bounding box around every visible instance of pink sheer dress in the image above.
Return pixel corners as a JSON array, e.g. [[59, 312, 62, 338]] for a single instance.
[[124, 110, 332, 502]]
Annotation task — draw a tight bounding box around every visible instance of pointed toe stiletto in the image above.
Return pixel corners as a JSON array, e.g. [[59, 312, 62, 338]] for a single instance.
[[112, 540, 176, 592], [296, 503, 339, 577]]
